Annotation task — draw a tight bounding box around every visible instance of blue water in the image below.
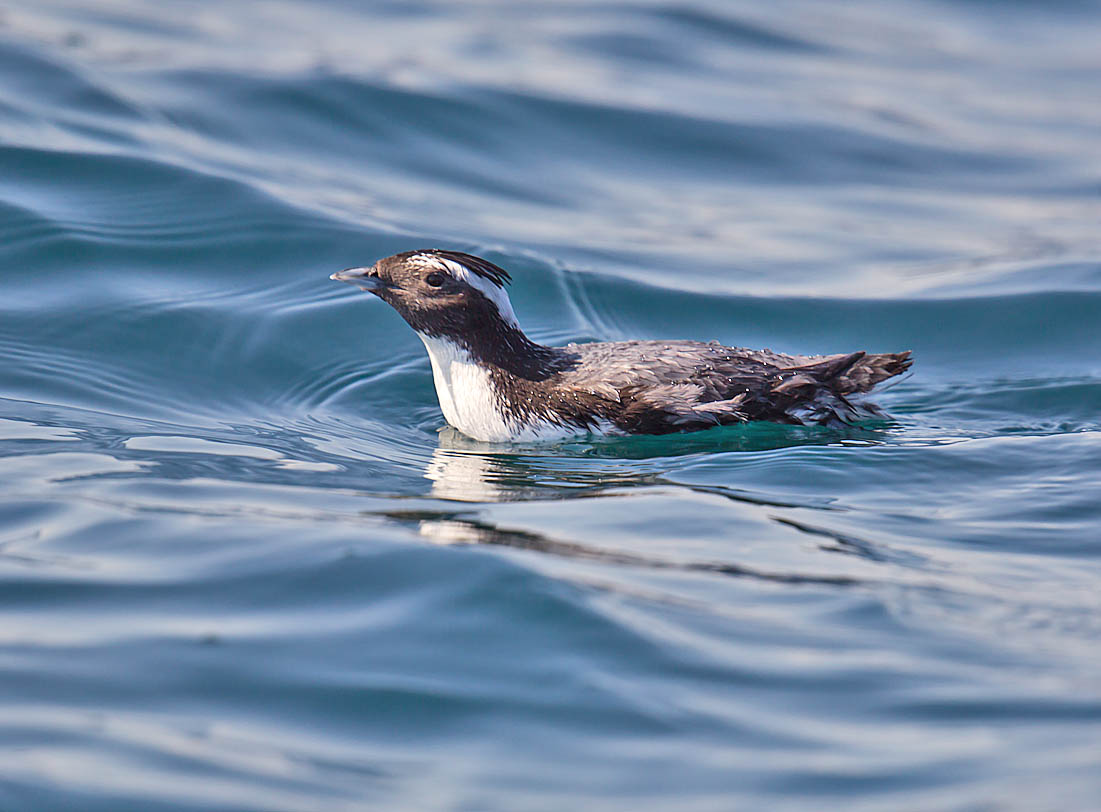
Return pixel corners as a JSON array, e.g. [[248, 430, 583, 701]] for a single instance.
[[2, 1, 1100, 809]]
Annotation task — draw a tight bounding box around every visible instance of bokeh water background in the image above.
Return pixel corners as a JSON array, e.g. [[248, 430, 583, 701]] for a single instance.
[[2, 1, 1100, 809]]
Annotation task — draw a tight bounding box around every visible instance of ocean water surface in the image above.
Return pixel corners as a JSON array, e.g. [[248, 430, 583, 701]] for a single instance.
[[2, 1, 1100, 809]]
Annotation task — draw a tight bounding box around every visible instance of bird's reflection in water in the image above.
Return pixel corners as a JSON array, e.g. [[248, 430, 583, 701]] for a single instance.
[[422, 425, 871, 507], [423, 445, 507, 503], [423, 427, 664, 502], [388, 427, 914, 586]]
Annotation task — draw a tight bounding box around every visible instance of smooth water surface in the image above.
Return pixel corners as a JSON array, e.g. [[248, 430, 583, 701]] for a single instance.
[[2, 1, 1100, 809]]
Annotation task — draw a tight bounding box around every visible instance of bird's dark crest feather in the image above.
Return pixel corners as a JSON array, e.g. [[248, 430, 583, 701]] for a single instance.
[[420, 249, 512, 288]]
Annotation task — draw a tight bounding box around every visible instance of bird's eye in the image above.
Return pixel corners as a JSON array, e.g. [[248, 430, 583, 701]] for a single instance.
[[425, 272, 446, 288]]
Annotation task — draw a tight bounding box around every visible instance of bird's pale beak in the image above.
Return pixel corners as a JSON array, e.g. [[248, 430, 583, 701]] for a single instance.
[[330, 267, 390, 292]]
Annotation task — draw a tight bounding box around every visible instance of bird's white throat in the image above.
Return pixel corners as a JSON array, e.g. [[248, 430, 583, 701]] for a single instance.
[[416, 333, 575, 443]]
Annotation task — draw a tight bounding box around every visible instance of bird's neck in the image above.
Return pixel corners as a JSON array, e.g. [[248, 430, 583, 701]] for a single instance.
[[467, 321, 574, 381], [425, 319, 573, 382]]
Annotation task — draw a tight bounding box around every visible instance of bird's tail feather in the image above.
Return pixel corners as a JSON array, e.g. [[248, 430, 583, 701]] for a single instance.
[[772, 350, 912, 425], [789, 350, 912, 395], [835, 350, 912, 394]]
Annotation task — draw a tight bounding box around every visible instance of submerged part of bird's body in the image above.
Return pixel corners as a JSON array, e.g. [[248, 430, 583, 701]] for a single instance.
[[330, 250, 912, 443]]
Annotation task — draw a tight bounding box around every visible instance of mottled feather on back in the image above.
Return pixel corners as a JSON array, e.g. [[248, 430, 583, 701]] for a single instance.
[[560, 340, 911, 433]]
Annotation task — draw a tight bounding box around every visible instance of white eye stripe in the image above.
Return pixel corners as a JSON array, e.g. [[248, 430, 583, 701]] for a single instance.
[[427, 256, 519, 329]]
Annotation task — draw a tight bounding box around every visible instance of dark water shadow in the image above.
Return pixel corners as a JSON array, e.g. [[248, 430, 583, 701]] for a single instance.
[[374, 509, 865, 588], [773, 516, 931, 569], [527, 421, 894, 459]]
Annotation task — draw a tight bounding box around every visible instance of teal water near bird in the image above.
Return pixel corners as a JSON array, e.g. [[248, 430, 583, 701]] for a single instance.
[[1, 2, 1100, 809]]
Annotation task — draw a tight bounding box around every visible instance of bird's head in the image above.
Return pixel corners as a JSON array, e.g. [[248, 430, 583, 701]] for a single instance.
[[331, 249, 518, 342]]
